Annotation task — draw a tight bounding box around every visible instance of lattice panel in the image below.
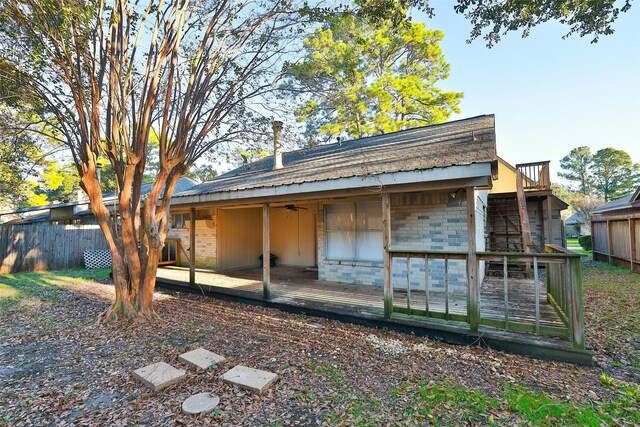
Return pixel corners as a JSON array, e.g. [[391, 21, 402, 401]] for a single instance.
[[84, 249, 112, 269]]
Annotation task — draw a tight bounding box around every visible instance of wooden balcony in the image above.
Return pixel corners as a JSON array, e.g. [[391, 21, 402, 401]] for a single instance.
[[516, 161, 551, 191]]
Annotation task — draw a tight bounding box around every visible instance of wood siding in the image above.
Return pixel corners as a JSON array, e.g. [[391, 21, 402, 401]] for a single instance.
[[270, 204, 316, 267], [0, 223, 108, 274], [216, 207, 263, 270], [489, 158, 518, 194], [592, 222, 609, 254], [611, 221, 631, 258]]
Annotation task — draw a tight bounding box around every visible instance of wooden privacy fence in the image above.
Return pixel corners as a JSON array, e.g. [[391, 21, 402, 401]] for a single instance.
[[592, 218, 640, 273], [0, 223, 108, 274]]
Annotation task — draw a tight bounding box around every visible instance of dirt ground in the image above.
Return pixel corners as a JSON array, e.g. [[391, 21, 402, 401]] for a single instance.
[[0, 266, 638, 426]]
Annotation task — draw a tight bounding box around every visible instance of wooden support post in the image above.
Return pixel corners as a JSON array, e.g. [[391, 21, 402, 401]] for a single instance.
[[444, 255, 449, 321], [466, 188, 480, 332], [424, 255, 430, 317], [503, 255, 509, 328], [565, 258, 574, 343], [538, 199, 545, 248], [189, 207, 196, 286], [263, 202, 271, 299], [382, 193, 392, 319], [534, 256, 540, 334], [606, 220, 613, 264], [546, 195, 554, 246], [629, 219, 635, 271], [516, 172, 533, 277], [406, 255, 411, 311], [569, 257, 585, 350]]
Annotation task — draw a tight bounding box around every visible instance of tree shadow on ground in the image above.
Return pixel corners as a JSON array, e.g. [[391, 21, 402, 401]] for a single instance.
[[0, 268, 112, 314]]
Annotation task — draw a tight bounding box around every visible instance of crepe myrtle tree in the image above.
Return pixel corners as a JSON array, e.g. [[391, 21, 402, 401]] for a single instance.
[[0, 0, 305, 321]]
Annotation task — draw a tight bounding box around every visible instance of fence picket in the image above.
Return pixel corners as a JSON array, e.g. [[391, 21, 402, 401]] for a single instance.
[[0, 223, 108, 274]]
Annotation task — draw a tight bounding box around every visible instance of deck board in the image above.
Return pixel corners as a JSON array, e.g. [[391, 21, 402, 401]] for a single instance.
[[156, 266, 566, 330]]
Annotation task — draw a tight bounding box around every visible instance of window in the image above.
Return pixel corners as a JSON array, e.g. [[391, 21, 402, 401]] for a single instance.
[[325, 202, 383, 261], [171, 213, 190, 229]]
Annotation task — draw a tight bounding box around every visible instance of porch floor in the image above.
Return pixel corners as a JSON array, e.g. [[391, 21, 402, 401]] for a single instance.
[[156, 265, 565, 330]]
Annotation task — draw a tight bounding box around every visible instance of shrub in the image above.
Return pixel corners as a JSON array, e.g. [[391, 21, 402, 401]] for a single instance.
[[578, 235, 592, 251]]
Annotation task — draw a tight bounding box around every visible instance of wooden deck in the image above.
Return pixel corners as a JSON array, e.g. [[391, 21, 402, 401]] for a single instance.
[[155, 265, 593, 364], [156, 265, 568, 337]]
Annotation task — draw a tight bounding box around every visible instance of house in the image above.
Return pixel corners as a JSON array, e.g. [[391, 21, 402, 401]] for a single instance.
[[0, 177, 196, 225], [565, 211, 590, 238], [590, 187, 640, 273], [167, 115, 495, 284], [0, 115, 587, 362], [156, 115, 587, 363]]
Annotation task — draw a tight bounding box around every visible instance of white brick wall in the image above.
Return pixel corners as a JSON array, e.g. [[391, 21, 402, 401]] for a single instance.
[[167, 212, 217, 268], [317, 191, 470, 291]]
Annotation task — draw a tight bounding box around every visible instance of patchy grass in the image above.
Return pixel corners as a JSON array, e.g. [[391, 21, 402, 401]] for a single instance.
[[582, 261, 640, 378], [0, 268, 110, 315], [566, 238, 580, 246], [391, 380, 500, 425], [338, 378, 639, 426], [572, 248, 593, 257]]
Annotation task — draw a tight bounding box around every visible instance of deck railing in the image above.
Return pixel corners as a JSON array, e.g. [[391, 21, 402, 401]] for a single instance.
[[515, 161, 551, 191], [386, 246, 585, 350], [387, 250, 469, 323], [544, 244, 585, 349]]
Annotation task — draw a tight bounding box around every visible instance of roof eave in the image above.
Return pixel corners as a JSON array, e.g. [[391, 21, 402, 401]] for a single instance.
[[171, 162, 493, 206]]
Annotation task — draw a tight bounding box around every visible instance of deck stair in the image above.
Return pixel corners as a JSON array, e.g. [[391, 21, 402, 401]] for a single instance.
[[486, 172, 535, 277]]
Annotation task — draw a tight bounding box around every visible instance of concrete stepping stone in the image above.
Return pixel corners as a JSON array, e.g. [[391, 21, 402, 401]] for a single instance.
[[182, 392, 220, 415], [132, 361, 186, 391], [221, 365, 278, 395], [178, 348, 226, 370]]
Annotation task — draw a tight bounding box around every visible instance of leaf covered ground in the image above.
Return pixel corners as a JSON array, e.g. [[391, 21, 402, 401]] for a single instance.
[[0, 263, 638, 426]]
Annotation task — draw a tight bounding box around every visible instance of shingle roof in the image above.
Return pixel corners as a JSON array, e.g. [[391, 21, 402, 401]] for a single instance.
[[175, 115, 496, 198], [102, 176, 196, 200], [5, 212, 50, 224], [565, 211, 588, 224], [591, 191, 636, 214], [0, 177, 196, 216]]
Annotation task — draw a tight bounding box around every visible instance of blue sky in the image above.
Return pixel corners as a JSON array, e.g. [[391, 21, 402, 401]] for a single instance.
[[417, 2, 640, 182]]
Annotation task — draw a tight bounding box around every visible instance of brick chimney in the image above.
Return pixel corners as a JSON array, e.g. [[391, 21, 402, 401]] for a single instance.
[[273, 120, 283, 170]]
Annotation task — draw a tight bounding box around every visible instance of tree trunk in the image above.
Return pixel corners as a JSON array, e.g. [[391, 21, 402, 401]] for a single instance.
[[84, 168, 168, 323], [137, 244, 161, 317]]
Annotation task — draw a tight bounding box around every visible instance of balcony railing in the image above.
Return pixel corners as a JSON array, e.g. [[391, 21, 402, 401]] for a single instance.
[[516, 161, 551, 191]]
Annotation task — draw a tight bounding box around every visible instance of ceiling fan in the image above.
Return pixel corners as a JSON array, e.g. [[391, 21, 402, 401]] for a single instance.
[[275, 204, 308, 212]]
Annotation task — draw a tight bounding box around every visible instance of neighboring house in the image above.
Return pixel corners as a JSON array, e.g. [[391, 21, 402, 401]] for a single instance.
[[0, 178, 197, 225], [590, 187, 640, 273], [565, 212, 590, 238]]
